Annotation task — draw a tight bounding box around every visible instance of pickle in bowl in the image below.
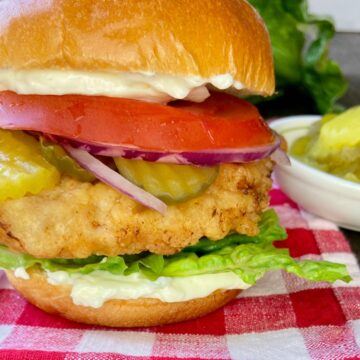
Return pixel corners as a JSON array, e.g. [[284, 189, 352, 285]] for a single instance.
[[291, 107, 360, 183]]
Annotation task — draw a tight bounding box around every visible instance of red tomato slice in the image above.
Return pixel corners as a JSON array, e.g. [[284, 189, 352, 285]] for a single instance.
[[0, 91, 274, 151]]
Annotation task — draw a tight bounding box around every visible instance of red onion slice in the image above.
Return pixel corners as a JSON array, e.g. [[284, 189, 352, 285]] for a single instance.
[[57, 133, 282, 166], [271, 148, 291, 166], [64, 145, 167, 214]]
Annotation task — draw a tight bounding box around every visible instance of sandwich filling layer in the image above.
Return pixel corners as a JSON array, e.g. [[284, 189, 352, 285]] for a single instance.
[[0, 209, 351, 309], [43, 271, 250, 307], [0, 70, 245, 103], [0, 161, 273, 258]]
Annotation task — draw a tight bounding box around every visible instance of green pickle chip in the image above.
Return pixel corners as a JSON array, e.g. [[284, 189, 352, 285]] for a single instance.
[[39, 137, 95, 182], [0, 130, 60, 201], [290, 107, 360, 183], [115, 158, 218, 204]]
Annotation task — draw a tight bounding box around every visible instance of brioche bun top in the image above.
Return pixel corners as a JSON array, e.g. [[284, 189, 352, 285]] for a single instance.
[[0, 0, 274, 96]]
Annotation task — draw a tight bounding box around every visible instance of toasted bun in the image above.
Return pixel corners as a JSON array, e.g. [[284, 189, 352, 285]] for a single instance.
[[0, 0, 274, 96], [6, 268, 240, 327]]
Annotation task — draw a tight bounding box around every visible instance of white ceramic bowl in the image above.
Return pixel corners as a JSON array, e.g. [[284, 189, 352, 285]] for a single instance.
[[270, 116, 360, 231]]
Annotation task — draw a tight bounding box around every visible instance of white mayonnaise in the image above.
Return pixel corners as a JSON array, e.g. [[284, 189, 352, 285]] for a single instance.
[[46, 270, 250, 308], [14, 267, 30, 280], [0, 70, 244, 103]]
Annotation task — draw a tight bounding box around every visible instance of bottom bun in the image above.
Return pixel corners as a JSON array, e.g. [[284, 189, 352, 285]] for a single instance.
[[6, 268, 240, 327]]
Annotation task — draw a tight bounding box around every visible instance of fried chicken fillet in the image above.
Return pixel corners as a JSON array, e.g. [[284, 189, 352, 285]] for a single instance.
[[0, 160, 273, 259]]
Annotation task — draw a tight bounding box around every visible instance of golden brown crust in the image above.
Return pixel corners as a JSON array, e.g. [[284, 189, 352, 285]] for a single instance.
[[0, 0, 274, 96], [0, 161, 273, 259], [6, 268, 240, 327]]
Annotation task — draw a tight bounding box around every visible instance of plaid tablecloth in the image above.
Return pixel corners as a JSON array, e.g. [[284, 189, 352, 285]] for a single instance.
[[0, 187, 359, 360]]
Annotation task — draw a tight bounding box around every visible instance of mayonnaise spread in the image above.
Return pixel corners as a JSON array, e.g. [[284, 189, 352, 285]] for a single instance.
[[14, 267, 30, 280], [44, 270, 250, 308], [0, 70, 244, 103]]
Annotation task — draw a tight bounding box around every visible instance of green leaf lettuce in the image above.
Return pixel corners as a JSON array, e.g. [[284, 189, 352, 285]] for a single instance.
[[248, 0, 348, 114]]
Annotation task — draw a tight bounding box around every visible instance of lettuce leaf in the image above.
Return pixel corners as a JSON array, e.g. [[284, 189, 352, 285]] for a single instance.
[[0, 210, 351, 285], [248, 0, 348, 114], [161, 245, 350, 284], [184, 208, 287, 254]]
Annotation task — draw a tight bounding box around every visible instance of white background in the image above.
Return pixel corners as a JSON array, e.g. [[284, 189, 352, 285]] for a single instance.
[[308, 0, 360, 32]]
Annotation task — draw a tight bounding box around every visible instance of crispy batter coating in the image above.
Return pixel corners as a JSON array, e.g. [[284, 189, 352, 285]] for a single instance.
[[0, 160, 273, 259]]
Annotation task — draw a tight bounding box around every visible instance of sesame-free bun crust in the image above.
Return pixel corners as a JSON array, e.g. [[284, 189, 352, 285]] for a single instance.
[[6, 268, 240, 327], [0, 0, 274, 96]]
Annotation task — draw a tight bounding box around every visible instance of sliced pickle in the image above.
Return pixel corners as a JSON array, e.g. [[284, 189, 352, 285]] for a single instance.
[[39, 137, 95, 182], [115, 158, 218, 204], [0, 130, 60, 201]]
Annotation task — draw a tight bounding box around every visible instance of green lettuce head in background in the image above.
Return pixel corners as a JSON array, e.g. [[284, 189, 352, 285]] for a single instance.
[[248, 0, 348, 115]]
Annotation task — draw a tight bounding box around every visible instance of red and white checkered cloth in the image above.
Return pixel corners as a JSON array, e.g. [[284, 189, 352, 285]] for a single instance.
[[0, 187, 360, 360]]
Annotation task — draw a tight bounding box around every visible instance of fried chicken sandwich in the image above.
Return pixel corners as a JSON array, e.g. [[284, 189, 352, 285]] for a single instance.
[[0, 0, 350, 327]]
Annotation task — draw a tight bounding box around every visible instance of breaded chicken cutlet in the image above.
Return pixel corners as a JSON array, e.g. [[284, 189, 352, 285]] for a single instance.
[[0, 160, 272, 259]]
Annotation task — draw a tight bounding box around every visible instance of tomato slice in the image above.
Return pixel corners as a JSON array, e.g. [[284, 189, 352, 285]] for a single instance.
[[0, 91, 274, 151]]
